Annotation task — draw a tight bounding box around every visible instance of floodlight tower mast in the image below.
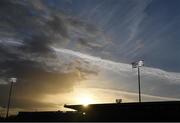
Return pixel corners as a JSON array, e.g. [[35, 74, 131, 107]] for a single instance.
[[132, 60, 144, 103], [6, 78, 17, 118], [137, 66, 141, 102]]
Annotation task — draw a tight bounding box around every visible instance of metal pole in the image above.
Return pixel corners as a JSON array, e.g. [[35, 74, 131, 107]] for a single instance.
[[138, 67, 141, 103], [6, 82, 13, 118]]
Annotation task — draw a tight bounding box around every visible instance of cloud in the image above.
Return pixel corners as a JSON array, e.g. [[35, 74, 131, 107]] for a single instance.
[[0, 0, 109, 111], [71, 0, 180, 73], [0, 0, 107, 82], [54, 47, 180, 81], [53, 47, 180, 99]]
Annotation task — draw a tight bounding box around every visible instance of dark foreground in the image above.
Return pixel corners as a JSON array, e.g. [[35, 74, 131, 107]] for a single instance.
[[1, 101, 180, 121]]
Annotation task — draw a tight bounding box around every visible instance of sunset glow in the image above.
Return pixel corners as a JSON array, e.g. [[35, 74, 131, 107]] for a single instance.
[[78, 96, 94, 106], [73, 87, 96, 106]]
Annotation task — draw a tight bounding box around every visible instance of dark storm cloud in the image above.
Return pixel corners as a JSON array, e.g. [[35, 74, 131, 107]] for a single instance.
[[0, 0, 104, 82], [0, 0, 64, 81], [0, 0, 106, 109]]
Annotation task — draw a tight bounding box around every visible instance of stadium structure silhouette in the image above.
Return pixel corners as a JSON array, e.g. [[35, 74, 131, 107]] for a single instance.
[[1, 101, 180, 121]]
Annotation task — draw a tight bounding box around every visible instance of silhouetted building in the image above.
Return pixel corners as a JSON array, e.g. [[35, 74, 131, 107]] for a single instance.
[[65, 101, 180, 121], [3, 101, 180, 121], [15, 111, 85, 121]]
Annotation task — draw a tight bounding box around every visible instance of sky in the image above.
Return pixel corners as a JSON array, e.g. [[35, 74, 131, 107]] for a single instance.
[[0, 0, 180, 115]]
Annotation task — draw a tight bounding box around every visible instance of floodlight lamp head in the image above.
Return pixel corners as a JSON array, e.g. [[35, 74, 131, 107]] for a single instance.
[[9, 77, 17, 83], [132, 60, 144, 68], [138, 60, 144, 67]]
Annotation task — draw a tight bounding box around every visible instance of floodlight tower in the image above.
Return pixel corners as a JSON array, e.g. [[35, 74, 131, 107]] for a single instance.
[[132, 60, 144, 103], [6, 77, 17, 118]]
